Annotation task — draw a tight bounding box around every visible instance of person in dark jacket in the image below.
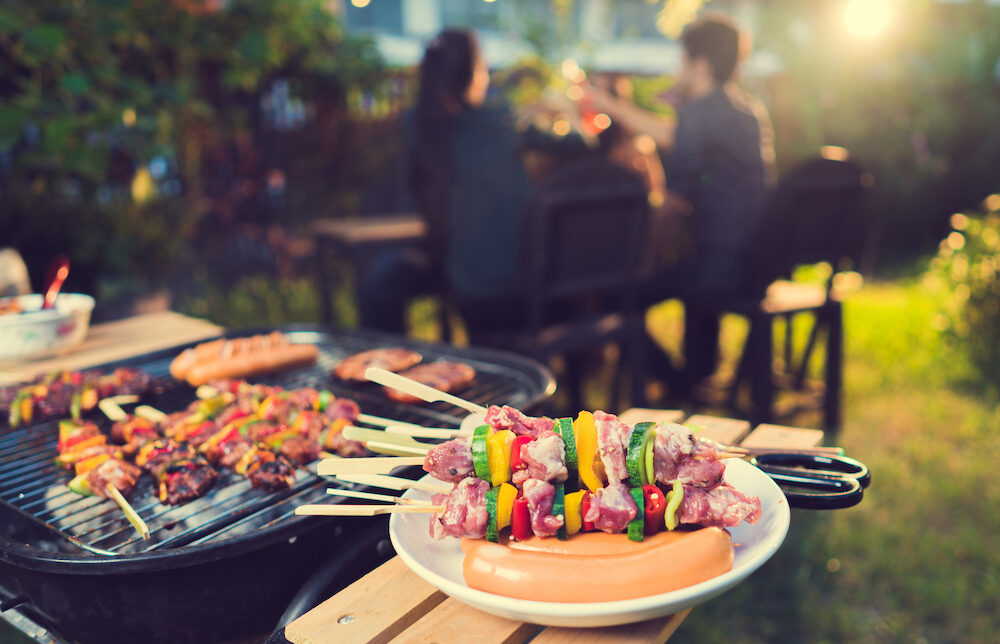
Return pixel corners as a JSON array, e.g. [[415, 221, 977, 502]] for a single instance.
[[359, 28, 584, 334], [585, 13, 775, 391]]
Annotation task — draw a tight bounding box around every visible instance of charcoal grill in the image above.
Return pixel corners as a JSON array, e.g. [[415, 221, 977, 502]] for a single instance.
[[0, 325, 554, 644]]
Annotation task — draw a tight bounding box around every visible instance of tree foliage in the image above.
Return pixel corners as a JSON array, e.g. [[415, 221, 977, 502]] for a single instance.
[[0, 0, 384, 296]]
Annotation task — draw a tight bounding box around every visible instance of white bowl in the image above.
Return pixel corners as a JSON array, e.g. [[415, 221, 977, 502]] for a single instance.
[[0, 294, 95, 363]]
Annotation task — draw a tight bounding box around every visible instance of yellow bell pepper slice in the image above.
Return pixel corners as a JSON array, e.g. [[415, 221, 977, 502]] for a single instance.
[[323, 417, 350, 450], [487, 429, 515, 487], [574, 411, 603, 492], [564, 490, 586, 535], [496, 482, 518, 532], [75, 452, 112, 476]]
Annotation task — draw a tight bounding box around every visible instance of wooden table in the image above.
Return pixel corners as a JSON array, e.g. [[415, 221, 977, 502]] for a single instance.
[[0, 310, 222, 384], [311, 214, 426, 326], [282, 412, 827, 644]]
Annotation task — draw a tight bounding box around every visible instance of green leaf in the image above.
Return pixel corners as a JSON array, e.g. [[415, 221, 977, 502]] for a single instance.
[[24, 24, 67, 54], [41, 117, 77, 153], [0, 7, 25, 33], [60, 73, 90, 95], [0, 106, 30, 148], [238, 30, 270, 65]]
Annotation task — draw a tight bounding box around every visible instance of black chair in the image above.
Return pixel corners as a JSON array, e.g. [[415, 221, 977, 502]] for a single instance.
[[686, 156, 873, 430], [467, 155, 651, 413]]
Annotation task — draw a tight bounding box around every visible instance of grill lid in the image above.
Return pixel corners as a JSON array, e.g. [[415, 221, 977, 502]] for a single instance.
[[0, 326, 554, 566]]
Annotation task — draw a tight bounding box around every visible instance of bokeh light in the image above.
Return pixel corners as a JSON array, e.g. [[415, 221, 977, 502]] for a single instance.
[[842, 0, 891, 40]]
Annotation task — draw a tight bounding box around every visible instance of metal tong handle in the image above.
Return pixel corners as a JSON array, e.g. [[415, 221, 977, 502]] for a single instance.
[[751, 453, 870, 510]]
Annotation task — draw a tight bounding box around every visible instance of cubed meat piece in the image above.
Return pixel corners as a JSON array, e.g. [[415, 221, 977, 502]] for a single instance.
[[512, 430, 567, 486], [584, 480, 637, 534], [677, 483, 761, 528], [594, 410, 631, 484], [429, 477, 489, 540], [484, 405, 554, 439], [423, 437, 473, 483], [522, 478, 564, 538]]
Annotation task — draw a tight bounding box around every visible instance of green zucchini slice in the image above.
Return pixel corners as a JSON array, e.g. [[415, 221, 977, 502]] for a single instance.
[[553, 418, 578, 489], [472, 424, 492, 481], [485, 486, 500, 542], [626, 486, 645, 542], [626, 422, 654, 488]]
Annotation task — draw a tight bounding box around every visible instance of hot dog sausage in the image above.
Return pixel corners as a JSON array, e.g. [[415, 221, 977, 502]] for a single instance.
[[461, 527, 733, 602]]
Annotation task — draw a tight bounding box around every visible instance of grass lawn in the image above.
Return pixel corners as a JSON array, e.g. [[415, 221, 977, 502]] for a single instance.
[[664, 279, 1000, 643]]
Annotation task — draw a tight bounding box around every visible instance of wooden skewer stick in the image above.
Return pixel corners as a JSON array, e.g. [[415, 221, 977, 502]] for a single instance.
[[105, 484, 150, 540], [356, 413, 435, 431], [316, 456, 425, 476], [335, 473, 452, 494], [364, 368, 487, 415], [105, 394, 139, 405], [135, 405, 168, 424], [295, 503, 443, 517], [195, 385, 219, 400], [384, 425, 470, 439], [340, 426, 432, 457], [325, 488, 431, 505], [98, 398, 128, 422]]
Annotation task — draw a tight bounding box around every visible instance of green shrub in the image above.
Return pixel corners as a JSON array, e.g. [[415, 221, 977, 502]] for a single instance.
[[924, 193, 1000, 384]]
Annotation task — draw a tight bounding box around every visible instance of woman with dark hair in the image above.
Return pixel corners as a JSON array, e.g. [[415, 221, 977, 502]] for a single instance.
[[408, 28, 523, 308], [359, 28, 581, 335]]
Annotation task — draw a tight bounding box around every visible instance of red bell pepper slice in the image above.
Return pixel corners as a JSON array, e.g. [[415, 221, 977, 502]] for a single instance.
[[642, 484, 666, 535], [511, 493, 533, 541], [581, 490, 595, 532], [509, 436, 533, 471]]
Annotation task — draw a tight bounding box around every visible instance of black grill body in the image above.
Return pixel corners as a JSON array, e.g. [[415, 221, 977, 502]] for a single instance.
[[0, 326, 554, 643]]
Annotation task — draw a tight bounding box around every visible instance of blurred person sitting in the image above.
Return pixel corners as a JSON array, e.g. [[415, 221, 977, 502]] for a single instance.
[[585, 13, 776, 393], [359, 28, 586, 335]]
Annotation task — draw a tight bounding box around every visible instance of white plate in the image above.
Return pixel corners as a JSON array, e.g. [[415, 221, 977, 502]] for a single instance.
[[388, 458, 790, 627]]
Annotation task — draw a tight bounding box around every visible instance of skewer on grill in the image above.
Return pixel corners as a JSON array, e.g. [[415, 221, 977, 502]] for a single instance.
[[316, 456, 425, 476], [295, 503, 444, 517], [334, 473, 452, 494], [104, 483, 150, 540], [384, 424, 469, 439], [325, 488, 432, 505], [364, 367, 486, 414]]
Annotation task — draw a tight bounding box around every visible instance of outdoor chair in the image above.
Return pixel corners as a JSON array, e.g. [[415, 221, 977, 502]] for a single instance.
[[468, 155, 651, 413], [686, 156, 872, 430]]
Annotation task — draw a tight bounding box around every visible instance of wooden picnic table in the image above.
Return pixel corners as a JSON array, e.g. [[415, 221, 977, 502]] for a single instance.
[[0, 310, 222, 384], [311, 214, 427, 326], [280, 410, 826, 644]]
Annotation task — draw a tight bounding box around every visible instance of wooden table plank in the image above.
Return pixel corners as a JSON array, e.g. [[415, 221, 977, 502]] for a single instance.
[[531, 609, 691, 644], [0, 311, 221, 384], [285, 557, 446, 644], [682, 414, 752, 446], [617, 408, 684, 426], [740, 423, 824, 451], [387, 597, 538, 644], [312, 215, 425, 246]]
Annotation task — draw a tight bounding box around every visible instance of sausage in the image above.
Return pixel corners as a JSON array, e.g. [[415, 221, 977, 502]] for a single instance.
[[170, 333, 318, 385], [169, 339, 227, 380], [183, 342, 318, 386], [461, 527, 733, 603]]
